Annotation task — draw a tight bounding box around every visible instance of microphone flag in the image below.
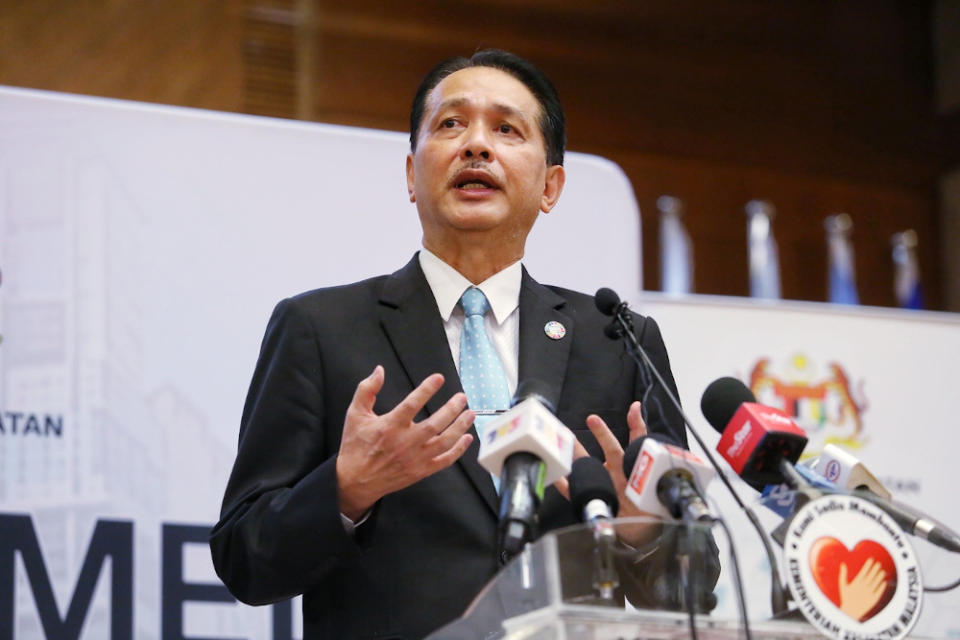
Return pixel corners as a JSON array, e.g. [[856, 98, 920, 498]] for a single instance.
[[746, 200, 781, 300], [825, 213, 859, 305], [657, 195, 693, 295], [892, 230, 923, 309]]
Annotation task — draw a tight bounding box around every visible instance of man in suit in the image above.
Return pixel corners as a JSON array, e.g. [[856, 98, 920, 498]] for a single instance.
[[210, 49, 690, 639]]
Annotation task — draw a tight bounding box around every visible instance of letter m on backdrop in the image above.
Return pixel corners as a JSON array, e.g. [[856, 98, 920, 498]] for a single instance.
[[0, 514, 133, 639]]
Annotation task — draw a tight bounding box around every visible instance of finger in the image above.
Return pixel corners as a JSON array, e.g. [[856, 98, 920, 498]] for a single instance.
[[425, 408, 475, 453], [572, 436, 590, 460], [389, 373, 445, 424], [554, 476, 570, 501], [350, 365, 385, 414], [430, 433, 474, 469], [627, 401, 647, 442], [418, 392, 468, 436], [585, 414, 624, 464]]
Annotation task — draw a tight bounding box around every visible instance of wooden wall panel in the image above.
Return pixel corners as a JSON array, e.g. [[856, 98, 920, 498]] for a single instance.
[[0, 0, 948, 308], [0, 0, 245, 113]]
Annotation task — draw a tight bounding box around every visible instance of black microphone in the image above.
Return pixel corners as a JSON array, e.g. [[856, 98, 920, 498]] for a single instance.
[[594, 287, 625, 316], [594, 286, 789, 616], [701, 377, 808, 492], [569, 456, 620, 599], [570, 456, 618, 523]]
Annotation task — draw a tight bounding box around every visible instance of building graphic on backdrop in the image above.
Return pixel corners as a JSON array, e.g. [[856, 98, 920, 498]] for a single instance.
[[0, 142, 162, 638], [748, 354, 868, 456]]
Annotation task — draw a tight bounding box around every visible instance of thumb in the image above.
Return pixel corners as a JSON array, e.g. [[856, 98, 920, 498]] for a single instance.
[[351, 365, 385, 414], [839, 562, 848, 587]]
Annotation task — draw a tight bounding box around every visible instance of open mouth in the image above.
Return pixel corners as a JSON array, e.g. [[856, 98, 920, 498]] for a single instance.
[[457, 180, 496, 190]]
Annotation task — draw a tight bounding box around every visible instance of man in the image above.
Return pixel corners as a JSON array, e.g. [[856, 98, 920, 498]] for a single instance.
[[210, 49, 689, 639]]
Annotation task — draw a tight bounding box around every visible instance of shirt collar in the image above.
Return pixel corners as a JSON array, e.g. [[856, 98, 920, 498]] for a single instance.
[[419, 248, 522, 324]]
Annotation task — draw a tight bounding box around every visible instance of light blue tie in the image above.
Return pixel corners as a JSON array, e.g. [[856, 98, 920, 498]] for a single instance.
[[459, 287, 511, 491]]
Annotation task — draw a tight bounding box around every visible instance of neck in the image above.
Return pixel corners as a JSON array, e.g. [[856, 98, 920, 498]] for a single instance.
[[423, 237, 523, 284]]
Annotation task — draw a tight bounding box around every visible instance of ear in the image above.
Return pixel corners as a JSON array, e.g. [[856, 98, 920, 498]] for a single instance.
[[405, 153, 416, 203], [539, 164, 565, 213]]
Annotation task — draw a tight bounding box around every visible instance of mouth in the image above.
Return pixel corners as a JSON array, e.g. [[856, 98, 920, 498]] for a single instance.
[[452, 169, 499, 191], [457, 180, 496, 190]]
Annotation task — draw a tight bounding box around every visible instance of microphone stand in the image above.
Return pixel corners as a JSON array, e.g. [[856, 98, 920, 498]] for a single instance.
[[603, 297, 789, 618]]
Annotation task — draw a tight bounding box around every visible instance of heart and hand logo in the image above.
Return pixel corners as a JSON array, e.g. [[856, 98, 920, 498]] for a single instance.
[[809, 537, 896, 622]]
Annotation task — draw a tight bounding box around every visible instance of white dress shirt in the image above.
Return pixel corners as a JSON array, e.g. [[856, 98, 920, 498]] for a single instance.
[[418, 247, 521, 397]]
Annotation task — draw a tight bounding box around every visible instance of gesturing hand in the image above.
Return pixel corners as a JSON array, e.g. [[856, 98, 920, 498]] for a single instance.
[[336, 366, 475, 520], [554, 401, 660, 546]]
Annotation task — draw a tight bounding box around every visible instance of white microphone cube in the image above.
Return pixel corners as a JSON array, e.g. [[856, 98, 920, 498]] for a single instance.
[[624, 437, 715, 520], [476, 397, 575, 486]]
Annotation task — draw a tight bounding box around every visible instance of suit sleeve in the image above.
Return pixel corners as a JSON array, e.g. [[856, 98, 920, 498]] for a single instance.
[[633, 314, 688, 448], [209, 298, 362, 605]]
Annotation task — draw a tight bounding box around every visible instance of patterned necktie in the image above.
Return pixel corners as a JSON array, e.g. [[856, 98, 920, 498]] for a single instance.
[[459, 287, 511, 491]]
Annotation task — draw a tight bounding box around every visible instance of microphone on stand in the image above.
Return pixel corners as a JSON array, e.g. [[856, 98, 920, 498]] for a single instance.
[[478, 380, 576, 560], [595, 287, 789, 617], [701, 376, 960, 553], [621, 433, 715, 523], [569, 456, 620, 600]]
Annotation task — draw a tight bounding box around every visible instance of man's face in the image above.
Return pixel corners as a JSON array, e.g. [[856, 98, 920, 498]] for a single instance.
[[406, 66, 564, 254]]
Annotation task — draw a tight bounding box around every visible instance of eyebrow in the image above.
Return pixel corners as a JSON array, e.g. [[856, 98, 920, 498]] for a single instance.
[[434, 97, 532, 123]]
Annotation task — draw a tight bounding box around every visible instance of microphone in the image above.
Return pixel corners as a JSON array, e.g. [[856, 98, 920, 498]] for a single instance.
[[569, 456, 619, 524], [622, 433, 715, 523], [701, 376, 807, 492], [478, 380, 576, 559], [569, 456, 620, 599], [804, 448, 960, 553], [704, 378, 960, 553], [595, 287, 790, 615], [810, 443, 891, 499]]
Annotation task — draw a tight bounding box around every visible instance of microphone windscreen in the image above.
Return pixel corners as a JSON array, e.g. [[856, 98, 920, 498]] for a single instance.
[[511, 379, 557, 414], [594, 287, 621, 316], [700, 377, 756, 433], [569, 456, 618, 516], [621, 432, 678, 477]]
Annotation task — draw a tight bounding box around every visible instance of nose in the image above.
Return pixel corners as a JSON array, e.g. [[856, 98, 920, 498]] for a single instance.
[[461, 125, 492, 161]]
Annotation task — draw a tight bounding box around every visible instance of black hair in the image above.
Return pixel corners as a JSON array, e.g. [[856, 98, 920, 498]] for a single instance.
[[408, 49, 566, 166]]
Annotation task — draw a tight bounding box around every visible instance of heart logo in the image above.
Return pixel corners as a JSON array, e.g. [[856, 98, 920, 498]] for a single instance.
[[809, 537, 897, 622]]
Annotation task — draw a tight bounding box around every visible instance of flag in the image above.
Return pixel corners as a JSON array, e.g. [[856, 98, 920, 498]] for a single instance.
[[657, 195, 693, 295], [892, 230, 923, 309], [746, 200, 781, 300], [825, 214, 858, 305]]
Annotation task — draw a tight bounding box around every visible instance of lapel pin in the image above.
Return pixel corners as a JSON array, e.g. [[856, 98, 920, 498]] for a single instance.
[[544, 320, 566, 340]]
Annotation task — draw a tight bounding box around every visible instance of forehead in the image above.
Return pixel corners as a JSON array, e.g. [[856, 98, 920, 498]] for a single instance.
[[425, 66, 542, 120]]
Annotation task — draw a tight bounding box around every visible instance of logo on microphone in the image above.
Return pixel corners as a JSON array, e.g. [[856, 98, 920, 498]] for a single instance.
[[824, 459, 842, 483], [783, 495, 922, 639], [749, 355, 867, 457], [725, 421, 752, 458]]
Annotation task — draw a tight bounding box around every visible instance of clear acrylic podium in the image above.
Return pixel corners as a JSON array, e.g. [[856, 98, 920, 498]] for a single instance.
[[427, 516, 824, 640]]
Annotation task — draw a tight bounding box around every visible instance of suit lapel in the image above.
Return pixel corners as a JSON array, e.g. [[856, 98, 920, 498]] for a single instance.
[[377, 255, 499, 515], [518, 268, 573, 411]]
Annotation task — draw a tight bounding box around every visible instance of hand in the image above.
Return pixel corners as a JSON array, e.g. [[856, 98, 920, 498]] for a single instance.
[[838, 558, 887, 622], [336, 366, 475, 520], [554, 401, 660, 546]]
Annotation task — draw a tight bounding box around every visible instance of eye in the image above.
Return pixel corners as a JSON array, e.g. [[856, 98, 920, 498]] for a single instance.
[[441, 118, 458, 129], [498, 123, 514, 134]]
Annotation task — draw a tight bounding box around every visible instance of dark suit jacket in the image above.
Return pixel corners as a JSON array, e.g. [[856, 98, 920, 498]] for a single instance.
[[209, 254, 686, 639]]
